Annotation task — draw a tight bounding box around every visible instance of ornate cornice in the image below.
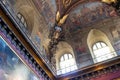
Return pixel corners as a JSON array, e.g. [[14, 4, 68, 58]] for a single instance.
[[0, 17, 51, 80], [70, 63, 120, 80], [57, 56, 120, 80], [0, 0, 56, 79]]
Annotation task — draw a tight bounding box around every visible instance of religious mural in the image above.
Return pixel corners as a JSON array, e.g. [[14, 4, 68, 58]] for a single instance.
[[32, 0, 57, 28], [68, 2, 114, 32], [0, 37, 39, 80]]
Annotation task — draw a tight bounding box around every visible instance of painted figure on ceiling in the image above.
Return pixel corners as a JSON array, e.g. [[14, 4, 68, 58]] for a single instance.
[[68, 2, 114, 32]]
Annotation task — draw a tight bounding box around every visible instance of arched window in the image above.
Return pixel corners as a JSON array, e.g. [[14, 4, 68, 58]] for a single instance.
[[17, 13, 27, 28], [92, 42, 116, 63], [87, 29, 117, 63], [59, 54, 77, 74]]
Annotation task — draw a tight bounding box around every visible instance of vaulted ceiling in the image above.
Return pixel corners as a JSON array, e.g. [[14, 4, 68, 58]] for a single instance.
[[31, 0, 115, 56], [1, 0, 119, 79], [32, 0, 114, 34]]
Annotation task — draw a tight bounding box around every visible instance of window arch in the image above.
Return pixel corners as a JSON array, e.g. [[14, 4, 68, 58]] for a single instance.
[[17, 13, 27, 28], [92, 41, 116, 63], [87, 29, 117, 63], [59, 53, 77, 74]]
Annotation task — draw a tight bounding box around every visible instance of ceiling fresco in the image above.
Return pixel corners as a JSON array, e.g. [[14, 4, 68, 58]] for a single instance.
[[31, 0, 117, 56], [65, 2, 114, 32], [32, 0, 115, 33], [32, 0, 101, 28], [57, 0, 80, 15], [54, 0, 89, 18], [57, 0, 100, 15], [32, 0, 57, 28]]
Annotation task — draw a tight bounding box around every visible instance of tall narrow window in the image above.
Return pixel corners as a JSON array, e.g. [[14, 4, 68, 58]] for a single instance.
[[17, 13, 27, 28], [59, 54, 77, 74], [93, 42, 116, 63]]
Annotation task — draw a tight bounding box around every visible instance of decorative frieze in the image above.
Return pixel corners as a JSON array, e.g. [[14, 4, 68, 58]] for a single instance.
[[70, 63, 120, 80]]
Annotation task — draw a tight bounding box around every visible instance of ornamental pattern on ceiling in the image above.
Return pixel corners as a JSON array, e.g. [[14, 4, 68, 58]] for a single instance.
[[63, 0, 72, 8], [66, 2, 114, 32], [32, 0, 57, 28], [58, 0, 83, 15]]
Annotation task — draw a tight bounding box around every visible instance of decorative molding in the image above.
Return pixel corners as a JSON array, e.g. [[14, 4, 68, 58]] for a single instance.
[[0, 0, 56, 77], [70, 62, 120, 80], [0, 18, 50, 80]]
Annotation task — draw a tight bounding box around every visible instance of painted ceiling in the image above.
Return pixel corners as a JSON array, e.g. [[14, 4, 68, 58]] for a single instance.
[[65, 2, 114, 32], [32, 0, 57, 28], [31, 1, 117, 57], [32, 0, 115, 33], [30, 0, 118, 71], [29, 3, 117, 54]]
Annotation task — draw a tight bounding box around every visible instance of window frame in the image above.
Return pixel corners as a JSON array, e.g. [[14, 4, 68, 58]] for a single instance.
[[59, 53, 77, 74], [92, 41, 116, 63], [17, 13, 27, 28]]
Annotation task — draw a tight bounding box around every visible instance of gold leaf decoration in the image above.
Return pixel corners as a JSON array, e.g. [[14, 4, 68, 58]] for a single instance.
[[63, 0, 71, 8], [56, 11, 60, 22], [102, 0, 117, 4], [58, 14, 69, 26]]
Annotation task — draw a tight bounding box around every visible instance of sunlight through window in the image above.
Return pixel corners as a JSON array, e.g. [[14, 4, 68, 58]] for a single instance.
[[93, 42, 117, 63], [59, 54, 77, 74]]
